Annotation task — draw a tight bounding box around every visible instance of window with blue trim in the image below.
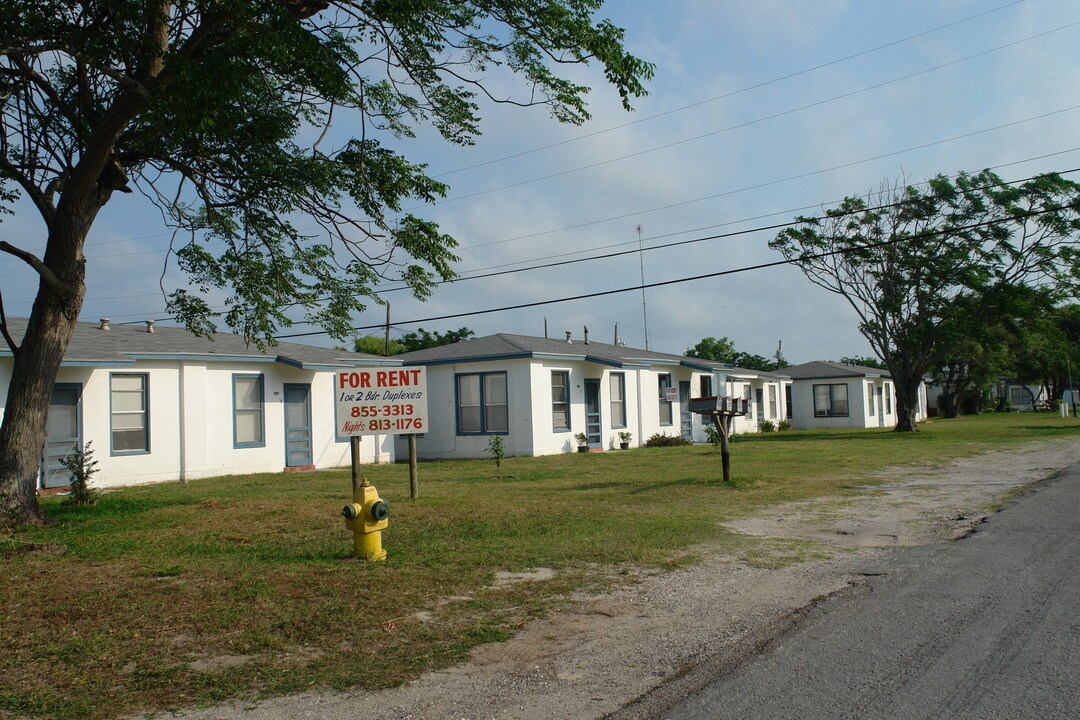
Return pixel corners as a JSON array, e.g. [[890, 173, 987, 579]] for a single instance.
[[457, 372, 508, 434], [552, 371, 570, 431], [658, 373, 672, 425], [610, 372, 626, 428], [110, 373, 149, 453], [233, 374, 265, 448]]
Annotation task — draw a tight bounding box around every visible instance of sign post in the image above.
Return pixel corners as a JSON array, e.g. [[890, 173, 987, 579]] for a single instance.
[[336, 367, 429, 497]]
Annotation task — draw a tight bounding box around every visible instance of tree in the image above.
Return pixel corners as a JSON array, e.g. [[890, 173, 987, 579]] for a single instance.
[[837, 355, 887, 369], [686, 336, 737, 364], [685, 336, 785, 372], [1012, 303, 1080, 403], [0, 1, 652, 525], [398, 326, 475, 352], [770, 170, 1080, 432], [352, 335, 402, 356]]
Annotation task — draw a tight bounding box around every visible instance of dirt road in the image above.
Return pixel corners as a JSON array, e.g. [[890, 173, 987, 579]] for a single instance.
[[158, 437, 1080, 720]]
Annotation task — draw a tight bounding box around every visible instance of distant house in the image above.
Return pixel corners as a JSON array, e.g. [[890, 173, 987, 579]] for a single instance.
[[393, 333, 790, 460], [992, 378, 1048, 411], [0, 318, 399, 491], [785, 360, 927, 429]]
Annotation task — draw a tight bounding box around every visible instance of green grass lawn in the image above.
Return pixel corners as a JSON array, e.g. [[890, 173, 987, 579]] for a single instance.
[[2, 414, 1077, 718]]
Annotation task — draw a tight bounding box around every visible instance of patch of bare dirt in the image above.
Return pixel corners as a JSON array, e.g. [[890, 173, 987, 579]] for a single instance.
[[154, 437, 1079, 720]]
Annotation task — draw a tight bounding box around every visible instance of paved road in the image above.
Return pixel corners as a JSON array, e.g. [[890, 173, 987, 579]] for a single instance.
[[651, 464, 1080, 720]]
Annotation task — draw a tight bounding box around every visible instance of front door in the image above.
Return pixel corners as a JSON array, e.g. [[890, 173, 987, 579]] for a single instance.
[[876, 386, 885, 427], [41, 384, 82, 489], [584, 379, 601, 446], [755, 388, 765, 421], [679, 381, 692, 439], [284, 384, 313, 467]]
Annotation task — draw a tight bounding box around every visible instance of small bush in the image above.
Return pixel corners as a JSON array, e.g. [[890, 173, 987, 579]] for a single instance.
[[486, 435, 505, 474], [703, 424, 722, 451], [776, 419, 793, 431], [61, 441, 99, 506], [644, 433, 692, 447], [757, 419, 776, 433]]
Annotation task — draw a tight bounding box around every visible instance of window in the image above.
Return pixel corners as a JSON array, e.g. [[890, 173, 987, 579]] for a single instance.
[[552, 371, 570, 431], [233, 374, 265, 447], [111, 373, 148, 453], [768, 385, 778, 418], [785, 385, 793, 419], [699, 375, 713, 397], [813, 383, 849, 417], [867, 382, 876, 416], [457, 372, 508, 434], [885, 383, 893, 414], [1009, 386, 1029, 407], [658, 373, 672, 425], [743, 384, 752, 417], [610, 373, 627, 428]]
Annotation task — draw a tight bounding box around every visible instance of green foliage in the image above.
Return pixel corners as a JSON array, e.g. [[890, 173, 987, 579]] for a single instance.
[[772, 169, 1080, 431], [757, 419, 776, 433], [60, 442, 98, 507], [618, 431, 632, 443], [352, 335, 403, 356], [486, 435, 505, 474], [837, 356, 887, 369], [704, 424, 723, 451], [1, 1, 652, 345], [685, 336, 782, 371], [644, 433, 692, 447], [398, 327, 475, 353], [574, 432, 589, 447], [776, 419, 793, 432]]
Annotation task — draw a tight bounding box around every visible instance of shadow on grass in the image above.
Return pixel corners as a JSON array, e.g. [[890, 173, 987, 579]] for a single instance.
[[1019, 424, 1080, 434], [736, 430, 899, 443]]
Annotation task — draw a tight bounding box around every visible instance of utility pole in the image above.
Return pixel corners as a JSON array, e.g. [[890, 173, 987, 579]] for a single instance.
[[384, 304, 391, 356], [637, 224, 650, 350]]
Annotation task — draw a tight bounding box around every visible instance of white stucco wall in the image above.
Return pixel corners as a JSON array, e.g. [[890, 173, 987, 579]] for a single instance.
[[1, 358, 391, 491], [790, 377, 898, 430]]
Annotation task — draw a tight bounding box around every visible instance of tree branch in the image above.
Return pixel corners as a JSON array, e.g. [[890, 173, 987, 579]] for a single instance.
[[0, 289, 17, 355], [0, 241, 71, 296]]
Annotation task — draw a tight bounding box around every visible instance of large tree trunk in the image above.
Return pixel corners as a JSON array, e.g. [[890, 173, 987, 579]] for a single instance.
[[893, 375, 922, 432], [0, 285, 85, 526]]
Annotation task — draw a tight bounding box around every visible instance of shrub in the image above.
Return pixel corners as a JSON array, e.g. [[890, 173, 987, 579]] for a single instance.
[[776, 419, 793, 431], [757, 419, 776, 433], [703, 424, 722, 451], [644, 433, 692, 447], [486, 435, 505, 474], [61, 441, 99, 506]]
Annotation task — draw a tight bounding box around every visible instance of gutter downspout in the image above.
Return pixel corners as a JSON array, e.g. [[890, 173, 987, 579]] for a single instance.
[[178, 361, 187, 482]]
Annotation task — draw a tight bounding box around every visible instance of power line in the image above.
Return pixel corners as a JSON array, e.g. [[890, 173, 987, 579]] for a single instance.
[[426, 20, 1080, 212], [275, 176, 1080, 339], [433, 0, 1029, 178], [80, 150, 1080, 324], [457, 107, 1080, 251]]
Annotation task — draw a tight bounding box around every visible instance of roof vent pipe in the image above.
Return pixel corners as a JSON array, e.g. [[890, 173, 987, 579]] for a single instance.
[[99, 318, 110, 331], [565, 331, 573, 344], [145, 320, 155, 334], [583, 325, 589, 345]]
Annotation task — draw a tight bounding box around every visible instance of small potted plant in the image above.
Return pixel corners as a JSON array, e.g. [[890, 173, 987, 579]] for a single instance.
[[618, 431, 632, 450], [574, 432, 589, 452]]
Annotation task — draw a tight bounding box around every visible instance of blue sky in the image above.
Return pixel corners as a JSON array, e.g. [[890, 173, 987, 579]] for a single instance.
[[4, 0, 1079, 362]]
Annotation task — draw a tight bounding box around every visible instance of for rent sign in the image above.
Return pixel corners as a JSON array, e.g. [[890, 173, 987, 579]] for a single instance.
[[336, 368, 428, 436]]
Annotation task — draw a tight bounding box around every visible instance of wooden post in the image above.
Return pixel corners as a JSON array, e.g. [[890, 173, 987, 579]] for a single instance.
[[408, 433, 419, 500], [710, 414, 732, 484], [350, 435, 361, 492]]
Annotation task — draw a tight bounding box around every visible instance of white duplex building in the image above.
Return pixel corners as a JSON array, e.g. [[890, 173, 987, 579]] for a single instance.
[[0, 318, 399, 491]]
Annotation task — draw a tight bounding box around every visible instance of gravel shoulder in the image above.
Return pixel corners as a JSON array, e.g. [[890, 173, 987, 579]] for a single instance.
[[156, 437, 1080, 720]]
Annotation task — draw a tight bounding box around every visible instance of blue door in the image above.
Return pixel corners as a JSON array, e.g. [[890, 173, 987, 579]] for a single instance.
[[584, 379, 602, 446], [41, 384, 82, 489], [284, 384, 313, 467]]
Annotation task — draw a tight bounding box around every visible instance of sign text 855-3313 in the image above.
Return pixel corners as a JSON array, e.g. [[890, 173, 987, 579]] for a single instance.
[[336, 368, 428, 436]]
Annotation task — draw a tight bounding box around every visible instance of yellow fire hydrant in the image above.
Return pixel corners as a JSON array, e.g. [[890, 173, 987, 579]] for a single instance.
[[341, 479, 389, 561]]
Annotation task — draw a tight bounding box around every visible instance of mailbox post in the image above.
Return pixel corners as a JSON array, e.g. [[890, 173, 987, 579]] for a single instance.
[[689, 396, 750, 484]]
